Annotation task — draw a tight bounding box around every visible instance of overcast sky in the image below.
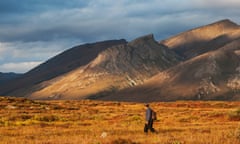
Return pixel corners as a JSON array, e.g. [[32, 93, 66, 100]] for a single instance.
[[0, 0, 240, 73]]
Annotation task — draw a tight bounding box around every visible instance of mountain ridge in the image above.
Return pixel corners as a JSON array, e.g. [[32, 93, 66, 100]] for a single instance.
[[27, 34, 181, 100], [160, 19, 240, 59], [0, 39, 127, 96], [102, 48, 239, 102]]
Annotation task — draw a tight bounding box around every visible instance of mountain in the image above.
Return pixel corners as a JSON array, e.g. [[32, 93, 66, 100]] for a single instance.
[[98, 20, 240, 102], [0, 39, 127, 96], [100, 46, 240, 102], [27, 34, 181, 99], [1, 19, 240, 102], [0, 72, 21, 85], [161, 19, 240, 59]]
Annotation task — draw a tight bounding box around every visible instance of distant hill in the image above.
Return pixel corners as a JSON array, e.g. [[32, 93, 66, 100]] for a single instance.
[[0, 19, 240, 102], [0, 72, 21, 85]]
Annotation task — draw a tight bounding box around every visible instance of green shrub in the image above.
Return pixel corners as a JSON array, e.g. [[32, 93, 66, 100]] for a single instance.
[[33, 115, 60, 122], [228, 108, 240, 121], [8, 115, 32, 121]]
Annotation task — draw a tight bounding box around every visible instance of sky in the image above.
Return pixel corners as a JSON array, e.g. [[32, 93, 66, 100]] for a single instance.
[[0, 0, 240, 73]]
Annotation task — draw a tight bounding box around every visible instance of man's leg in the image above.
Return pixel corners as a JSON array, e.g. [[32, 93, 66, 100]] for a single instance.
[[144, 123, 148, 133], [149, 119, 155, 132]]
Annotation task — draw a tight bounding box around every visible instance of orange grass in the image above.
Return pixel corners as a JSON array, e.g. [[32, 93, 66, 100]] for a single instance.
[[0, 97, 240, 144]]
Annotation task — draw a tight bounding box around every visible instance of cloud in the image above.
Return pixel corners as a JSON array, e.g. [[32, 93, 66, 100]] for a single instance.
[[0, 0, 88, 14], [0, 61, 42, 73], [0, 40, 78, 60], [1, 0, 240, 43], [0, 0, 240, 73], [195, 0, 240, 8], [0, 39, 80, 73]]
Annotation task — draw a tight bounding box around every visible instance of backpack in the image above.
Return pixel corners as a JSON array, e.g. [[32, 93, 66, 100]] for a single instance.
[[152, 110, 157, 120]]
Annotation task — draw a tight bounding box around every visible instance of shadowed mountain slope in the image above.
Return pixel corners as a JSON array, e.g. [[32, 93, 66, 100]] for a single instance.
[[0, 72, 21, 85], [0, 40, 127, 96]]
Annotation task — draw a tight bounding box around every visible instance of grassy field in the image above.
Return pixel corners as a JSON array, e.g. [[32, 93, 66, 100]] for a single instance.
[[0, 96, 240, 144]]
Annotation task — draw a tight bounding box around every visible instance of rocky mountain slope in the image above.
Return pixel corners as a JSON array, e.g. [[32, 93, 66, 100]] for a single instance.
[[101, 46, 240, 102], [99, 19, 240, 102], [27, 34, 180, 99]]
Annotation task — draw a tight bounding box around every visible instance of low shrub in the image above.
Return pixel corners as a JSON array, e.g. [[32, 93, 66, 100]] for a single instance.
[[33, 115, 60, 122], [110, 138, 139, 144], [228, 108, 240, 121]]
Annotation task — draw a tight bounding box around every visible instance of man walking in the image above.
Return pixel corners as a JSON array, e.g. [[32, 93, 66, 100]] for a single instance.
[[144, 103, 155, 133]]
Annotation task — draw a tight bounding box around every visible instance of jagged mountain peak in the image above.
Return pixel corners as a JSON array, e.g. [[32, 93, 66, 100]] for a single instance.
[[128, 34, 155, 46], [88, 34, 180, 73]]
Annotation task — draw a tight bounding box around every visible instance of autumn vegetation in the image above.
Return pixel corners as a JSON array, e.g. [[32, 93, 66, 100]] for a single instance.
[[0, 96, 240, 144]]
